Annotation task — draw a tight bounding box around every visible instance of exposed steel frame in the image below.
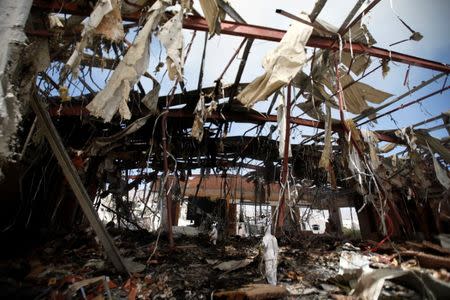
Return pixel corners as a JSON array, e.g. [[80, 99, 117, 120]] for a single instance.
[[47, 105, 400, 144], [32, 0, 450, 73]]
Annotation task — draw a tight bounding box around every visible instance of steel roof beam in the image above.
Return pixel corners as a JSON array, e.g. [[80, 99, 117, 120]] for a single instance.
[[32, 0, 450, 73]]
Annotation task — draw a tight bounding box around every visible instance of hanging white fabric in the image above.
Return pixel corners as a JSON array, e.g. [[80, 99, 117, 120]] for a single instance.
[[237, 12, 313, 107]]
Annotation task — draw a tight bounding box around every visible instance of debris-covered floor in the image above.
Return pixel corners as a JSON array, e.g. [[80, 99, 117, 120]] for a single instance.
[[1, 229, 450, 299]]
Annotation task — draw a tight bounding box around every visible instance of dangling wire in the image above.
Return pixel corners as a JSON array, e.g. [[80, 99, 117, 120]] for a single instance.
[[389, 0, 423, 46]]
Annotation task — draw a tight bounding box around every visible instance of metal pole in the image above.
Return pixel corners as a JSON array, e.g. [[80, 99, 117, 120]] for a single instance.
[[358, 85, 450, 126], [162, 103, 174, 249]]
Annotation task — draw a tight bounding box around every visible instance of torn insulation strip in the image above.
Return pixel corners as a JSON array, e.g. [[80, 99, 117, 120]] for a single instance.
[[64, 0, 123, 78], [86, 0, 170, 122], [157, 10, 184, 81], [192, 94, 206, 141], [324, 68, 392, 117], [428, 145, 450, 190], [237, 13, 313, 108]]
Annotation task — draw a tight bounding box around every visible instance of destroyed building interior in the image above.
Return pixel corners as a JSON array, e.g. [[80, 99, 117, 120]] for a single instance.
[[1, 0, 450, 299]]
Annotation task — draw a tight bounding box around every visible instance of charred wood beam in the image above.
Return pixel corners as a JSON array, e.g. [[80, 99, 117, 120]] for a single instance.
[[31, 0, 450, 73], [30, 94, 129, 274]]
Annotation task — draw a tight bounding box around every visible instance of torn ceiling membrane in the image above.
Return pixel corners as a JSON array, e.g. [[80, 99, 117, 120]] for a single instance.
[[237, 13, 313, 108], [86, 0, 170, 122]]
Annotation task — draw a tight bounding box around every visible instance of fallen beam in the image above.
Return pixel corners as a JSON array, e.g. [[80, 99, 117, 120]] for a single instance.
[[30, 94, 129, 274], [31, 0, 450, 73]]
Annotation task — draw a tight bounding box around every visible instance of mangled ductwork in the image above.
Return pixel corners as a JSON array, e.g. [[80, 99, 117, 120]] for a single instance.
[[198, 0, 226, 36], [87, 0, 170, 122], [237, 13, 313, 107], [64, 0, 124, 78], [157, 10, 184, 81]]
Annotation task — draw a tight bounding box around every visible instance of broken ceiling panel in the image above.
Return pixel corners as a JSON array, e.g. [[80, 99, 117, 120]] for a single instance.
[[237, 13, 313, 108]]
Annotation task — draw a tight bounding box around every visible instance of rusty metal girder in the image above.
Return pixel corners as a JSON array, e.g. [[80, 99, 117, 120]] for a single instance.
[[47, 104, 400, 144], [32, 0, 450, 73]]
